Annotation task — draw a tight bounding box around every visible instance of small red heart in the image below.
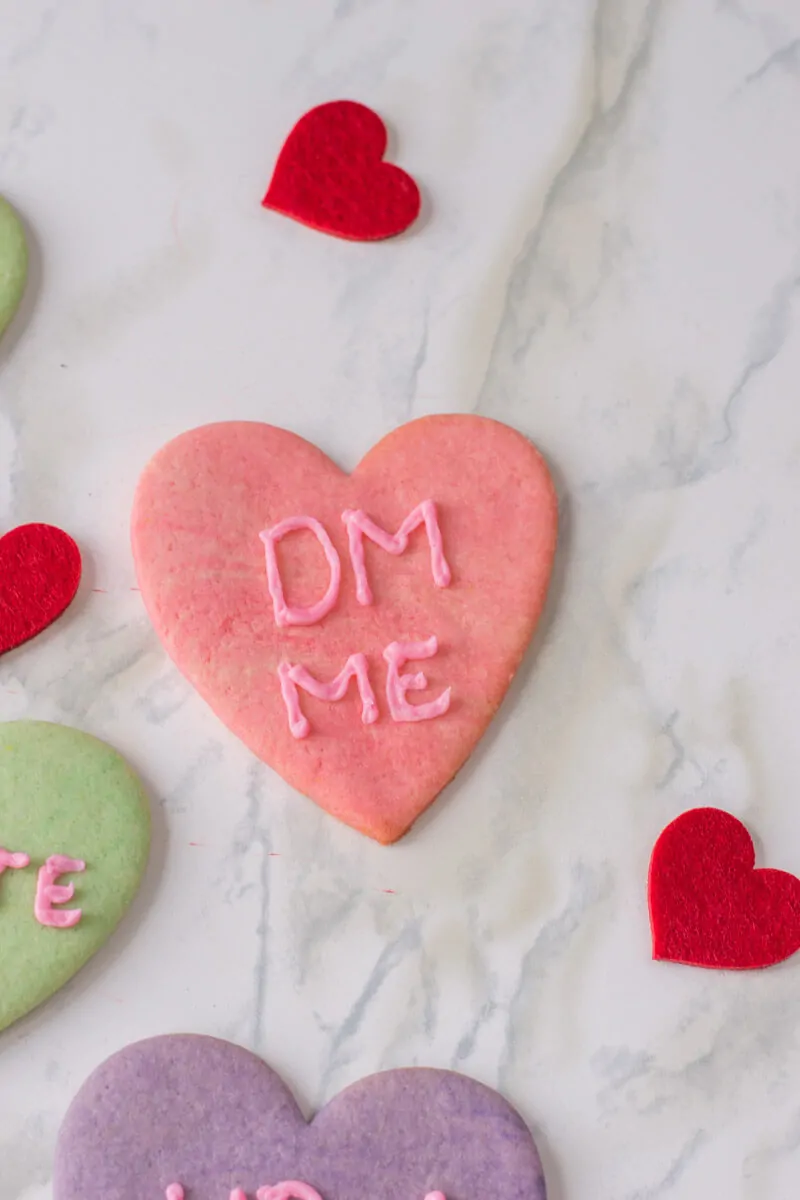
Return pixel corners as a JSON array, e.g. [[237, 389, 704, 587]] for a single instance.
[[648, 807, 800, 970], [262, 100, 421, 241], [0, 523, 82, 655]]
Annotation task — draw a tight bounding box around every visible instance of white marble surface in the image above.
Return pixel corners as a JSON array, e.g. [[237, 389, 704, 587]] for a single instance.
[[1, 0, 800, 1196]]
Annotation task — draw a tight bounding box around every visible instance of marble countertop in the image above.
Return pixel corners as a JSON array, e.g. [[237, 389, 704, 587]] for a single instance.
[[2, 1, 800, 1197]]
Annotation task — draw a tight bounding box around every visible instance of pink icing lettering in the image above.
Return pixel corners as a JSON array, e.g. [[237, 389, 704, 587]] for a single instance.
[[162, 1187, 446, 1200], [260, 516, 341, 628], [0, 847, 30, 875], [34, 855, 85, 929], [278, 654, 378, 739], [168, 1191, 247, 1200], [383, 636, 451, 723], [341, 500, 451, 606], [257, 1184, 324, 1200]]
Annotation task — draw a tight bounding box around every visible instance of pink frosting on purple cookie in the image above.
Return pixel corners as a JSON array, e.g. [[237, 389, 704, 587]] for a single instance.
[[53, 1035, 547, 1200]]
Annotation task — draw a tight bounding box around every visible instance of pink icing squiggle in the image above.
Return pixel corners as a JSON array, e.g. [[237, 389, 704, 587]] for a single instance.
[[34, 855, 85, 928], [0, 847, 30, 874], [163, 1185, 445, 1200], [260, 516, 341, 628], [278, 655, 379, 739], [383, 637, 451, 722], [341, 500, 451, 606], [257, 1183, 325, 1200]]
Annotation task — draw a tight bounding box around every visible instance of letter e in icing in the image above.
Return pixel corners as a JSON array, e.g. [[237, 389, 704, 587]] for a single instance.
[[383, 637, 451, 722], [260, 516, 341, 628], [34, 855, 85, 929]]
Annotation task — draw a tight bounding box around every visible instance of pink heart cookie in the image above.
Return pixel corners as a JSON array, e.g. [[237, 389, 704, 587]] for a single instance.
[[132, 416, 557, 842]]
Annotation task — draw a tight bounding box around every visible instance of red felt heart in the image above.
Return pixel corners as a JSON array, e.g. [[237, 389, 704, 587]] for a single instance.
[[262, 100, 421, 241], [0, 524, 82, 655], [648, 807, 800, 970]]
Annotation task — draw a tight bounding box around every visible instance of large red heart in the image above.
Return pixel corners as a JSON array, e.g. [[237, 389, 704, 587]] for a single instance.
[[132, 416, 557, 843], [262, 100, 421, 241], [0, 523, 82, 655], [648, 807, 800, 969]]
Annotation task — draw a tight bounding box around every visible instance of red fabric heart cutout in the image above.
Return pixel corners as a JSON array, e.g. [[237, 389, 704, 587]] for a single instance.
[[262, 100, 421, 241], [648, 807, 800, 970], [0, 524, 82, 655]]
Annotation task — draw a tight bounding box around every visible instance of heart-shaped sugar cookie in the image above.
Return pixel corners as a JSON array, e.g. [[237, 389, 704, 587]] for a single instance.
[[54, 1034, 547, 1200], [262, 100, 421, 240], [132, 416, 557, 843], [0, 720, 150, 1032], [0, 195, 28, 341]]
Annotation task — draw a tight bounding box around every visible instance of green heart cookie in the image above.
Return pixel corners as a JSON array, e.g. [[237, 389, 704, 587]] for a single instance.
[[0, 721, 150, 1032], [0, 196, 28, 341]]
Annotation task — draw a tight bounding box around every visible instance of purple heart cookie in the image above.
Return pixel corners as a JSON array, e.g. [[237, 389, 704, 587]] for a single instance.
[[54, 1035, 547, 1200]]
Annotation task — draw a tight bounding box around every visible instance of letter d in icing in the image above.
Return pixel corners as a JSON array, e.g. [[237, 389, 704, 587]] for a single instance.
[[260, 516, 341, 628]]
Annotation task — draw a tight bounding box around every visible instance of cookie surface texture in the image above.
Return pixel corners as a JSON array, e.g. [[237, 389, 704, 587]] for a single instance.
[[649, 806, 800, 969], [262, 100, 421, 240], [0, 721, 150, 1031], [54, 1034, 547, 1200], [132, 415, 558, 842], [0, 195, 28, 340]]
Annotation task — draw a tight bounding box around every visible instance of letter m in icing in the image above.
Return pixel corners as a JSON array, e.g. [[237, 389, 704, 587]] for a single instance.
[[341, 500, 451, 606], [278, 655, 379, 739]]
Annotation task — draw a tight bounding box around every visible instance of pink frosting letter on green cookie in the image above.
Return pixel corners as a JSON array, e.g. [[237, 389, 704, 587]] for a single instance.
[[34, 855, 85, 928]]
